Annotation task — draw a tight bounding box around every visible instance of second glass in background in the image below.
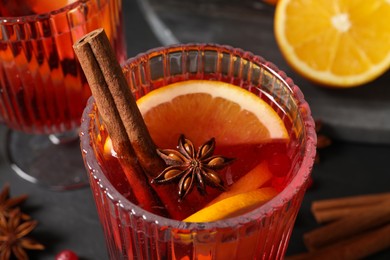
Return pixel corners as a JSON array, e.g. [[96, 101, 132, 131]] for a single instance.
[[0, 0, 126, 189]]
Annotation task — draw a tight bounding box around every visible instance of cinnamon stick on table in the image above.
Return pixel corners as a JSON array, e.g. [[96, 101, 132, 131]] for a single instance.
[[287, 223, 390, 260], [311, 192, 390, 223], [313, 203, 386, 224], [304, 199, 390, 250], [312, 192, 390, 211], [73, 29, 176, 217]]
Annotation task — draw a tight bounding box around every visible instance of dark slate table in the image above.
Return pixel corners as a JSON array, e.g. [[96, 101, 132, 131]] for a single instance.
[[0, 0, 389, 259]]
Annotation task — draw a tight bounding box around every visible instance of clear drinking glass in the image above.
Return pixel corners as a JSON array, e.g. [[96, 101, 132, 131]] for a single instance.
[[0, 0, 126, 190], [80, 44, 316, 259]]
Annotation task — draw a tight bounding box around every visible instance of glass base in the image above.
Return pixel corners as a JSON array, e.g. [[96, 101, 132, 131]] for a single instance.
[[6, 129, 89, 191]]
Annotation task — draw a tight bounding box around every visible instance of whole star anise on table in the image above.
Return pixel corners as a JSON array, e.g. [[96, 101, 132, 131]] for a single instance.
[[0, 184, 29, 221], [0, 208, 44, 260], [152, 135, 234, 201]]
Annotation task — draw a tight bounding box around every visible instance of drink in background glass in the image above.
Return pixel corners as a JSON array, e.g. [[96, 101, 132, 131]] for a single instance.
[[80, 44, 316, 259], [0, 0, 126, 189]]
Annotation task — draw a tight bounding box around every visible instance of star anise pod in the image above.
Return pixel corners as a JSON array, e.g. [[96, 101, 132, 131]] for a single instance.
[[315, 120, 332, 163], [152, 135, 234, 201], [0, 208, 44, 260], [0, 184, 29, 220]]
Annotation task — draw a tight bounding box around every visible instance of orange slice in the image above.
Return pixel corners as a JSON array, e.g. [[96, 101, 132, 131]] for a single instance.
[[103, 137, 116, 157], [274, 0, 390, 87], [137, 80, 289, 148], [207, 161, 272, 206], [183, 187, 277, 222]]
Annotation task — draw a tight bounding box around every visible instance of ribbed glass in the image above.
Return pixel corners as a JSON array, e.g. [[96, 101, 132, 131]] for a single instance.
[[0, 0, 126, 133], [80, 44, 317, 259]]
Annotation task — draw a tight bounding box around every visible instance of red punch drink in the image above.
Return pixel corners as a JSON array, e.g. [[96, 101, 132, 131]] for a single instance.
[[0, 0, 125, 133], [80, 44, 317, 259]]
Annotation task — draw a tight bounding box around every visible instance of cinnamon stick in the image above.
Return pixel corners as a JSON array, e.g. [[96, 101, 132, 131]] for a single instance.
[[73, 29, 166, 216], [286, 223, 390, 260], [304, 199, 390, 250], [313, 203, 383, 224], [73, 29, 181, 217], [74, 28, 166, 177], [311, 192, 390, 223], [311, 192, 390, 212]]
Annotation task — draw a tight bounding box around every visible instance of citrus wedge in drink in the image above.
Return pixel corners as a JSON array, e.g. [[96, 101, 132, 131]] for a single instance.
[[137, 80, 289, 148], [183, 187, 277, 222], [206, 161, 272, 206], [274, 0, 390, 87]]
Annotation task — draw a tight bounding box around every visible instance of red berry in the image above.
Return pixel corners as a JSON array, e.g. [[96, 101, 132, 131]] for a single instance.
[[55, 250, 79, 260]]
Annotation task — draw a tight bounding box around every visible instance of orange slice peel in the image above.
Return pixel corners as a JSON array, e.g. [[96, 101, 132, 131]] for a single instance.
[[183, 187, 277, 222]]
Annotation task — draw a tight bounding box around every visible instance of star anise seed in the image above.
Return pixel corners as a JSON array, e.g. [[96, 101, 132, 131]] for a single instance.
[[0, 208, 44, 260], [152, 135, 234, 201], [0, 184, 29, 221]]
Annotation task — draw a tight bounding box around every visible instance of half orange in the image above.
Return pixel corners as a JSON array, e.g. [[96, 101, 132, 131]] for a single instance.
[[275, 0, 390, 87]]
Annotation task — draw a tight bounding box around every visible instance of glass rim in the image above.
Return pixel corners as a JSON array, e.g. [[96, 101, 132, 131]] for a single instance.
[[0, 0, 92, 24], [80, 43, 317, 231]]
